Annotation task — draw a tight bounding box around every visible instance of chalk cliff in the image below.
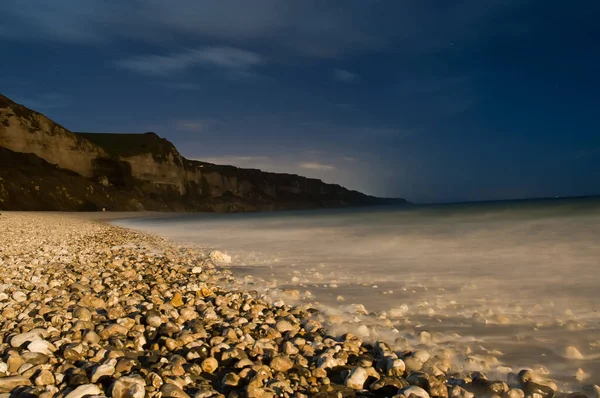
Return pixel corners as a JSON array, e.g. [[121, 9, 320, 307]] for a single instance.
[[0, 93, 407, 211]]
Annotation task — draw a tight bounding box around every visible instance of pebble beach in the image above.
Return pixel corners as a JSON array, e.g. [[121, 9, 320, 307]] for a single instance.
[[1, 212, 598, 398]]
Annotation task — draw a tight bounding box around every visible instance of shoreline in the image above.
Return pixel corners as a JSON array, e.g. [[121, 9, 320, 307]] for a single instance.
[[0, 212, 595, 397]]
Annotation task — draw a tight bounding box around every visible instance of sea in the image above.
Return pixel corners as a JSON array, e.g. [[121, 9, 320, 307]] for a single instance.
[[113, 196, 600, 389]]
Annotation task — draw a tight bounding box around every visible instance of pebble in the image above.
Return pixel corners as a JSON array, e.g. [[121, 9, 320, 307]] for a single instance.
[[10, 330, 48, 348], [209, 250, 231, 264], [0, 375, 31, 392], [400, 385, 431, 398], [90, 360, 116, 382], [564, 346, 585, 360], [27, 339, 56, 355], [160, 383, 190, 398], [64, 384, 102, 398], [110, 376, 146, 398], [345, 367, 368, 390], [11, 291, 27, 302], [201, 357, 219, 374], [270, 355, 294, 372], [34, 370, 55, 386]]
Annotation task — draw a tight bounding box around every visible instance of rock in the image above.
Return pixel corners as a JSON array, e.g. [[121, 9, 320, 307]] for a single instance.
[[247, 384, 276, 398], [160, 383, 190, 398], [370, 377, 407, 394], [345, 367, 368, 390], [64, 384, 102, 398], [34, 370, 55, 386], [430, 379, 449, 398], [564, 346, 585, 360], [275, 320, 295, 333], [406, 372, 430, 390], [170, 292, 184, 307], [200, 357, 219, 374], [6, 354, 24, 373], [270, 355, 294, 372], [91, 360, 116, 383], [10, 329, 48, 348], [73, 307, 93, 321], [575, 368, 589, 381], [83, 330, 101, 344], [1, 308, 16, 319], [0, 375, 32, 392], [282, 341, 299, 355], [449, 385, 474, 398], [27, 339, 56, 355], [111, 376, 146, 398], [404, 356, 424, 372], [145, 310, 162, 327], [223, 372, 240, 386], [191, 266, 202, 274], [412, 350, 430, 363], [399, 386, 430, 398], [209, 251, 232, 264], [518, 370, 557, 398], [11, 291, 27, 302], [506, 388, 525, 398], [388, 358, 406, 375]]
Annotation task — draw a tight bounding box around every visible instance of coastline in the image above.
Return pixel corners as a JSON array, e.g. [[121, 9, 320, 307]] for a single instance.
[[0, 212, 593, 397]]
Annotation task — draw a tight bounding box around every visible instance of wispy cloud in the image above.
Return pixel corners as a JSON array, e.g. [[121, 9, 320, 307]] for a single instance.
[[298, 162, 336, 170], [333, 68, 359, 82], [0, 1, 521, 58], [174, 119, 218, 133], [115, 46, 264, 76], [174, 120, 204, 133]]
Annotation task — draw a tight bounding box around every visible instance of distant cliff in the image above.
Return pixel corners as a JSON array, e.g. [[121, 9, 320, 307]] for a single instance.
[[0, 93, 407, 212]]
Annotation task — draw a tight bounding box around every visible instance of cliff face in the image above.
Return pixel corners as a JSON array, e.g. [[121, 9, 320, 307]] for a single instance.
[[0, 93, 407, 212], [0, 95, 106, 177]]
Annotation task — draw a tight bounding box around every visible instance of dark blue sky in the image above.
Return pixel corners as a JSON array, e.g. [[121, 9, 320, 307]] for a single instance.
[[1, 1, 599, 203]]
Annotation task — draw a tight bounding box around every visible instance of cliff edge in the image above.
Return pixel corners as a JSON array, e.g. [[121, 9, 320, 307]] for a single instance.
[[0, 93, 407, 212]]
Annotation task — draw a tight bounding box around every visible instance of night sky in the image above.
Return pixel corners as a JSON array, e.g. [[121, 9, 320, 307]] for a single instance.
[[1, 1, 599, 203]]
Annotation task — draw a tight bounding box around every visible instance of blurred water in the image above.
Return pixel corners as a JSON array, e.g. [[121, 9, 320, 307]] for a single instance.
[[115, 196, 600, 388]]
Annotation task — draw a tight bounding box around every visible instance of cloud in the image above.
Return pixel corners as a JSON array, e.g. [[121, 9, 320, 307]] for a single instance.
[[174, 120, 205, 133], [298, 162, 336, 171], [174, 119, 219, 133], [333, 69, 359, 82], [0, 1, 521, 58], [115, 46, 264, 76]]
